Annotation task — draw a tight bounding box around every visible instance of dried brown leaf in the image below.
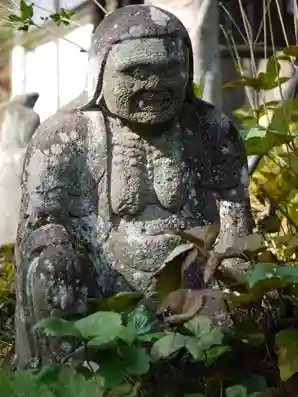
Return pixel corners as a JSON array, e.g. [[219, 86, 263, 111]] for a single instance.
[[215, 233, 264, 258], [158, 288, 224, 325], [180, 247, 199, 286], [152, 243, 195, 302], [177, 221, 220, 251]]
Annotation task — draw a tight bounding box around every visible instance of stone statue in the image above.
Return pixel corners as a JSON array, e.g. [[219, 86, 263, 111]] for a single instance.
[[15, 5, 253, 368], [0, 93, 40, 246]]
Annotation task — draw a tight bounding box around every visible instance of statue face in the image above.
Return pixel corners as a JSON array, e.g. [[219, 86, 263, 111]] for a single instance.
[[102, 37, 189, 124]]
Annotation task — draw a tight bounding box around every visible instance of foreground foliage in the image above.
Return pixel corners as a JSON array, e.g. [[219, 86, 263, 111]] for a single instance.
[[2, 2, 298, 396]]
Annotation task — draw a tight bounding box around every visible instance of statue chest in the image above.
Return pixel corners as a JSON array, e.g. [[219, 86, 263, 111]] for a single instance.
[[110, 123, 189, 215]]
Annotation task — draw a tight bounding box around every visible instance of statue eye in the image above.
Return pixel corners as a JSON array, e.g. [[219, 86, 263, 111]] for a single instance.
[[134, 69, 149, 81]]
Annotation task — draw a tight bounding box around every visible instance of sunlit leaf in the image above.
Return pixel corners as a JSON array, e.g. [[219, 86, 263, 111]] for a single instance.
[[34, 318, 81, 338], [151, 333, 187, 361], [276, 329, 298, 380], [75, 311, 122, 340], [88, 291, 144, 313]]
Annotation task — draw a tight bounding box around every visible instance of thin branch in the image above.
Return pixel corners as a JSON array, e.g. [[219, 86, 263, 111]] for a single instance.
[[92, 0, 108, 15], [219, 2, 248, 45]]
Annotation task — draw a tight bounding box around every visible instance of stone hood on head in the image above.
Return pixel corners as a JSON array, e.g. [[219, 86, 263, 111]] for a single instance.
[[82, 4, 195, 110]]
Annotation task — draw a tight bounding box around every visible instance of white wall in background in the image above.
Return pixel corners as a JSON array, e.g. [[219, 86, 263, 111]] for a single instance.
[[11, 23, 93, 121]]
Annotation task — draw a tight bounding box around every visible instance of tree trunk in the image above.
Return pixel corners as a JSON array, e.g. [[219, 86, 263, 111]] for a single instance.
[[144, 0, 222, 109]]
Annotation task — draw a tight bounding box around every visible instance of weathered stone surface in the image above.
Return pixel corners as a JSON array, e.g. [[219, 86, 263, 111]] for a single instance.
[[15, 5, 253, 369], [0, 93, 40, 246]]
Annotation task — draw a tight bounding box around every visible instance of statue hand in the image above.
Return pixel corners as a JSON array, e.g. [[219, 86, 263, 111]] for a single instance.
[[43, 247, 89, 317]]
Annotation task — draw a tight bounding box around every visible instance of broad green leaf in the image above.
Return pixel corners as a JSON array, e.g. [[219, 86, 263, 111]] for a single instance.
[[0, 371, 53, 397], [276, 265, 298, 282], [122, 346, 151, 375], [240, 375, 267, 394], [20, 0, 34, 19], [241, 126, 293, 155], [36, 364, 64, 385], [243, 263, 278, 287], [225, 385, 247, 397], [118, 325, 137, 345], [184, 315, 211, 337], [51, 367, 104, 397], [75, 311, 122, 340], [127, 304, 153, 335], [97, 353, 126, 388], [185, 336, 204, 361], [34, 317, 81, 338], [204, 345, 231, 366], [198, 328, 224, 351], [185, 394, 205, 397], [137, 332, 165, 342], [275, 329, 298, 380], [89, 291, 144, 313], [151, 333, 187, 361]]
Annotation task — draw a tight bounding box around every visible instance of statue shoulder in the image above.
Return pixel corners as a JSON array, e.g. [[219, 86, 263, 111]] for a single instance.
[[192, 98, 241, 143], [185, 98, 248, 189], [30, 109, 91, 152]]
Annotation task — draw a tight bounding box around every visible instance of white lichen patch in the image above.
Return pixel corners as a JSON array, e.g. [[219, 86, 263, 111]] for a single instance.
[[240, 166, 249, 186], [51, 144, 63, 155], [59, 132, 69, 143], [149, 6, 169, 26]]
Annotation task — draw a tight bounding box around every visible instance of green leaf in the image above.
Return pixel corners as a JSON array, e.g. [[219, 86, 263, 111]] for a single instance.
[[185, 336, 204, 361], [97, 353, 126, 389], [127, 304, 153, 335], [137, 332, 165, 342], [118, 325, 137, 345], [204, 345, 231, 365], [185, 394, 206, 397], [75, 311, 122, 340], [265, 56, 281, 84], [50, 367, 104, 397], [241, 375, 267, 394], [151, 333, 187, 361], [283, 45, 298, 58], [0, 371, 53, 397], [193, 78, 205, 98], [223, 76, 263, 90], [90, 291, 144, 313], [122, 346, 151, 375], [225, 385, 248, 397], [184, 315, 211, 338], [199, 328, 224, 350], [50, 8, 75, 26], [242, 263, 298, 294], [36, 364, 64, 385], [241, 126, 293, 155], [243, 263, 277, 287], [34, 317, 81, 338], [275, 329, 298, 380], [20, 0, 34, 19]]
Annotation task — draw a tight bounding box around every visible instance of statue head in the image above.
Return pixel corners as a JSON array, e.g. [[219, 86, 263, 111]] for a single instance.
[[83, 5, 194, 124]]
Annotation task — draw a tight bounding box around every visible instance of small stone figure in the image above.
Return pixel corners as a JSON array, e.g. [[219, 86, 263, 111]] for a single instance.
[[0, 93, 39, 246], [15, 5, 252, 368]]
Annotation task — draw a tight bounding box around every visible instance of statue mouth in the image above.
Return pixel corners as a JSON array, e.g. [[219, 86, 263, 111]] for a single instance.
[[136, 90, 173, 111]]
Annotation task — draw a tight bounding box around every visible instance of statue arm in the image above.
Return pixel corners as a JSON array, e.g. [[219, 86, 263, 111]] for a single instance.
[[210, 118, 254, 270], [16, 122, 96, 322]]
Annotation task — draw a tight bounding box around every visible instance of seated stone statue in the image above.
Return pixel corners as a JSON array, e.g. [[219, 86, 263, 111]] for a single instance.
[[15, 5, 253, 368]]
